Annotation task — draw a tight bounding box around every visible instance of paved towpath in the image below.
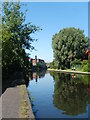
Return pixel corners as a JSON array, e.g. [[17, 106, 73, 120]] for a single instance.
[[1, 73, 23, 118], [48, 68, 90, 75], [2, 85, 21, 118], [1, 72, 35, 119]]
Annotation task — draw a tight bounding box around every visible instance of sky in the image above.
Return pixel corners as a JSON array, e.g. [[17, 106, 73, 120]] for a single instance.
[[22, 2, 88, 62]]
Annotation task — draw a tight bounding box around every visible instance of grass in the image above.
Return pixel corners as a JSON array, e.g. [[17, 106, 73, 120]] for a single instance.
[[66, 68, 83, 72], [75, 68, 83, 72], [19, 85, 28, 118], [27, 90, 31, 100], [48, 68, 90, 74], [27, 91, 33, 100], [49, 66, 89, 72]]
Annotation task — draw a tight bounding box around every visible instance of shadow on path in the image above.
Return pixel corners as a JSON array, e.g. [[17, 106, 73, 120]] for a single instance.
[[2, 72, 29, 95], [1, 72, 30, 118]]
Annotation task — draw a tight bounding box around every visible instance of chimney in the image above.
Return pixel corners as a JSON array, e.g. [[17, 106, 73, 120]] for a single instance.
[[35, 55, 37, 65]]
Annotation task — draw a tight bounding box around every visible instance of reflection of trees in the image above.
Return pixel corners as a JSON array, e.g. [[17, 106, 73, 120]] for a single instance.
[[76, 74, 90, 104], [37, 69, 46, 79], [50, 71, 88, 116]]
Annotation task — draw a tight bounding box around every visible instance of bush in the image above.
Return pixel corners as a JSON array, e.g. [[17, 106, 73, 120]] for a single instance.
[[29, 61, 32, 69], [82, 60, 90, 72], [50, 61, 58, 69], [71, 59, 81, 66], [50, 61, 54, 69], [36, 62, 40, 68], [36, 62, 41, 71], [82, 60, 88, 67], [60, 65, 65, 70], [82, 64, 88, 72]]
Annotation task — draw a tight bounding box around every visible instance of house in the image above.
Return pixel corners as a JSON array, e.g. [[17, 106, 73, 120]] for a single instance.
[[29, 56, 46, 68], [84, 48, 90, 60]]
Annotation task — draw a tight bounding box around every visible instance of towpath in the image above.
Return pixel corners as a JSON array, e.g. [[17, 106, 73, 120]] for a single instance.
[[1, 72, 35, 119]]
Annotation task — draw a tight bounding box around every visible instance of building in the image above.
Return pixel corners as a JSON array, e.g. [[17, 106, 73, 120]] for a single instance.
[[29, 56, 46, 68], [84, 48, 90, 60]]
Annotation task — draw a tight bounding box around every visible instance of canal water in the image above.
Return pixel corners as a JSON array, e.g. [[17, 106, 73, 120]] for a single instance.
[[27, 70, 89, 119]]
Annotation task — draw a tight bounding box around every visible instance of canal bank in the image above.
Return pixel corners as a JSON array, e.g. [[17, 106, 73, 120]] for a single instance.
[[48, 68, 90, 75], [1, 72, 35, 119], [20, 85, 35, 119]]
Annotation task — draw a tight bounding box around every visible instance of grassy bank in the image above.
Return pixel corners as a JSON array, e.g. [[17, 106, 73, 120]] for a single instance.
[[20, 85, 35, 119], [20, 85, 28, 118], [50, 60, 90, 73], [48, 68, 90, 75]]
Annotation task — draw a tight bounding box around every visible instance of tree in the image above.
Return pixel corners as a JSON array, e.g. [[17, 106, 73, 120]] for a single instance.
[[0, 5, 1, 67], [2, 2, 40, 77], [52, 28, 88, 69]]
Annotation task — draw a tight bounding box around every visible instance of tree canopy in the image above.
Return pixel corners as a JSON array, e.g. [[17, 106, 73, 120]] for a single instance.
[[52, 27, 88, 69], [2, 2, 40, 77]]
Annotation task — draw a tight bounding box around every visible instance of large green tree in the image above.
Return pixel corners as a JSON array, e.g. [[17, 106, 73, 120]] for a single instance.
[[52, 28, 88, 69], [0, 4, 1, 67], [2, 2, 40, 77]]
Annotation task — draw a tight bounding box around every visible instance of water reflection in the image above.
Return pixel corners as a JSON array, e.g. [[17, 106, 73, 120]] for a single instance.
[[27, 71, 89, 118], [50, 71, 89, 116], [29, 69, 46, 82]]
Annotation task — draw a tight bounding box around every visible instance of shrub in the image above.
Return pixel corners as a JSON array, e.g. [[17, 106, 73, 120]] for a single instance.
[[60, 65, 65, 70], [29, 61, 32, 69], [82, 60, 88, 67], [50, 61, 54, 69], [82, 64, 88, 72], [71, 59, 81, 66], [36, 62, 41, 71], [50, 61, 59, 69], [82, 60, 90, 72]]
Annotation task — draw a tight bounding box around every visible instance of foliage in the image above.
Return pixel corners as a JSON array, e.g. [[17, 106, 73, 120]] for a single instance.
[[82, 60, 88, 67], [36, 62, 41, 71], [82, 60, 90, 72], [71, 59, 81, 66], [50, 61, 54, 69], [2, 2, 40, 77], [50, 60, 58, 69], [52, 27, 88, 69], [0, 8, 2, 67], [36, 62, 40, 67], [29, 61, 32, 69]]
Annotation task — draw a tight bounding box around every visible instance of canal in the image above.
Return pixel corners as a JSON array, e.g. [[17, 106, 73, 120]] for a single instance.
[[27, 70, 89, 119]]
